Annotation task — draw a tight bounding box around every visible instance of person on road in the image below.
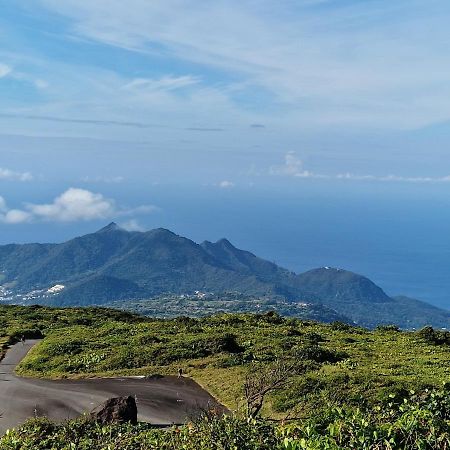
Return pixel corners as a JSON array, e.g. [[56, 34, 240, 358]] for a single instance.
[[178, 368, 183, 378], [20, 335, 25, 346]]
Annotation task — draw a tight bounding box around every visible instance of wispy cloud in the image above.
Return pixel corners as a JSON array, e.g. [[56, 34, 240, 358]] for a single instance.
[[0, 113, 225, 132], [123, 75, 201, 92], [333, 173, 450, 183], [0, 63, 12, 78], [218, 180, 235, 188], [0, 62, 49, 89], [0, 167, 33, 182], [270, 152, 310, 177], [270, 152, 450, 184], [0, 113, 166, 129], [81, 175, 125, 183], [0, 188, 157, 224], [34, 0, 450, 130], [120, 219, 145, 231], [185, 127, 224, 132]]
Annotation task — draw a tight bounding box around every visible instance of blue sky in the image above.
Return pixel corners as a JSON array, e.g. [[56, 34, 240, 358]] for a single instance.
[[1, 0, 450, 238]]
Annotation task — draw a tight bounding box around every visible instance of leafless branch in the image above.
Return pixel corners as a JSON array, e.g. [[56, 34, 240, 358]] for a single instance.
[[243, 359, 300, 418]]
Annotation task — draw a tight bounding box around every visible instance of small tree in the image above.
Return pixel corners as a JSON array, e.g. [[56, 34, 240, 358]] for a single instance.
[[243, 359, 299, 418]]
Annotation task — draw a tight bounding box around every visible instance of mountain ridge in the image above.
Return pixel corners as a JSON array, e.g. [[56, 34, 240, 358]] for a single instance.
[[1, 225, 449, 329]]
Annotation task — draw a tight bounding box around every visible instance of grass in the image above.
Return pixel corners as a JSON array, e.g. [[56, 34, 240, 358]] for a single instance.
[[2, 305, 450, 418]]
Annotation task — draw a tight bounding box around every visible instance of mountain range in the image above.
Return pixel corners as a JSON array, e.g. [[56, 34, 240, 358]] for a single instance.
[[1, 222, 449, 329]]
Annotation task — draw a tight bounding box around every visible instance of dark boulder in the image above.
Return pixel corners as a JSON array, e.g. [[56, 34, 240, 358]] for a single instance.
[[91, 396, 138, 425]]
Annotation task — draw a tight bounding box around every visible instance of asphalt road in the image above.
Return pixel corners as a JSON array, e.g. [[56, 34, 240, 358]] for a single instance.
[[0, 340, 224, 435]]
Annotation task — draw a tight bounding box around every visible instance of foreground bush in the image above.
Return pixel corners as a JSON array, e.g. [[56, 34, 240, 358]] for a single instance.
[[281, 386, 450, 449], [2, 387, 450, 450], [0, 415, 277, 450]]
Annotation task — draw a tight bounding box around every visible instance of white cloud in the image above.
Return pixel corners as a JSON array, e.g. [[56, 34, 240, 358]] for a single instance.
[[0, 196, 7, 212], [0, 64, 11, 78], [333, 173, 450, 183], [3, 210, 32, 224], [218, 180, 235, 188], [0, 188, 157, 224], [26, 188, 115, 222], [34, 79, 49, 89], [0, 168, 33, 182], [82, 175, 125, 183], [122, 204, 159, 215], [270, 152, 450, 184], [123, 75, 200, 92], [0, 65, 50, 90], [270, 152, 312, 177], [120, 219, 145, 231]]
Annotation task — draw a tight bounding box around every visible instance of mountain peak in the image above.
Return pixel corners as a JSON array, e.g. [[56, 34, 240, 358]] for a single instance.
[[216, 238, 235, 248], [148, 228, 178, 237], [96, 222, 124, 233]]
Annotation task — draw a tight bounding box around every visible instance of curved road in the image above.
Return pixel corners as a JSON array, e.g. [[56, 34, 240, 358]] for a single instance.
[[0, 340, 224, 435]]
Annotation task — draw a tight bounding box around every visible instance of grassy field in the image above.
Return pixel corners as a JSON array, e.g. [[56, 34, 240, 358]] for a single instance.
[[2, 305, 450, 418]]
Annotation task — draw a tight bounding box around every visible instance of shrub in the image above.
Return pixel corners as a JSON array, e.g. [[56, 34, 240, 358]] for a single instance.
[[330, 321, 353, 331], [294, 344, 347, 364], [10, 328, 44, 342], [208, 333, 243, 353], [376, 324, 401, 332], [45, 340, 85, 356], [418, 326, 450, 345], [0, 415, 279, 450], [303, 332, 325, 344]]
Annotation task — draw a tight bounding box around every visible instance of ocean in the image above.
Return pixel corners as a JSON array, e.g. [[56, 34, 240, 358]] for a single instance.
[[145, 181, 450, 310]]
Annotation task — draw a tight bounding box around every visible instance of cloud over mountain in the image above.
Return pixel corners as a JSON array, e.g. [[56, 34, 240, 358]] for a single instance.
[[0, 188, 157, 224]]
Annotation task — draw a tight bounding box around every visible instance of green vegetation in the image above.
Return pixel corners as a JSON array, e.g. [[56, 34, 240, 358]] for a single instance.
[[3, 305, 450, 447], [106, 292, 350, 323], [2, 305, 450, 419], [2, 387, 450, 449], [0, 305, 141, 363]]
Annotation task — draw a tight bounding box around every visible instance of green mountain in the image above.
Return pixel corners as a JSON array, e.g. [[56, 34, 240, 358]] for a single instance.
[[295, 268, 450, 328], [1, 223, 449, 329]]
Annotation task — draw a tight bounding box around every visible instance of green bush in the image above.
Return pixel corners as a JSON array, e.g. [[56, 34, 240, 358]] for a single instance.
[[417, 326, 450, 345], [0, 415, 279, 450], [293, 344, 347, 364], [376, 324, 401, 332], [330, 321, 353, 331], [44, 340, 85, 357]]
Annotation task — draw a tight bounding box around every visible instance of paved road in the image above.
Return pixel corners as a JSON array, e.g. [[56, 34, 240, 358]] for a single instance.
[[0, 340, 224, 435]]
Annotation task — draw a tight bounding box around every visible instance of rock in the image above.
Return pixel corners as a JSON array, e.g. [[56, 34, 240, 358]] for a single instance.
[[91, 396, 138, 425]]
